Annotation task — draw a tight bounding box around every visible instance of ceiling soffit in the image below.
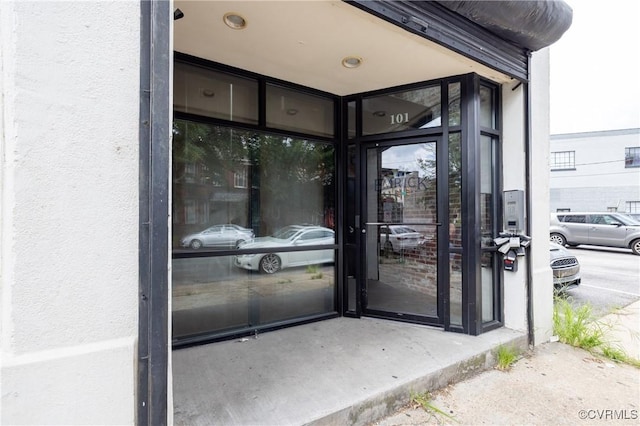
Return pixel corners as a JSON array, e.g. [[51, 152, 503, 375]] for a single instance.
[[173, 1, 513, 96]]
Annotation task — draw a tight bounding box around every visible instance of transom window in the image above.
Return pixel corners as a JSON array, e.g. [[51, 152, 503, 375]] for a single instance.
[[361, 85, 441, 135], [550, 151, 575, 170]]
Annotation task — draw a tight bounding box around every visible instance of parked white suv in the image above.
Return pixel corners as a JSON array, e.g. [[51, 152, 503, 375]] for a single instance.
[[549, 212, 640, 255]]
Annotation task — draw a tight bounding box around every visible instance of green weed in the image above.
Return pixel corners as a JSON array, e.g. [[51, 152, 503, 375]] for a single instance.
[[553, 298, 639, 368], [601, 345, 627, 362], [496, 345, 519, 371], [553, 298, 605, 349], [409, 391, 458, 423], [306, 265, 319, 274]]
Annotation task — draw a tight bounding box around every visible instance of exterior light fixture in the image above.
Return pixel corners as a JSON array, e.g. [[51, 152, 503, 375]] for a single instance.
[[201, 89, 215, 98], [341, 56, 362, 68], [373, 111, 386, 117], [286, 108, 298, 116], [224, 13, 247, 29]]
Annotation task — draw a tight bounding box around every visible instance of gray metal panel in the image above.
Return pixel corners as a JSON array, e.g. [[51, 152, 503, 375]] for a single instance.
[[138, 0, 171, 424]]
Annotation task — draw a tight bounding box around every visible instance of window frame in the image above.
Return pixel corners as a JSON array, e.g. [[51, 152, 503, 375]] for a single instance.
[[171, 56, 341, 347], [550, 150, 576, 171], [625, 147, 640, 168]]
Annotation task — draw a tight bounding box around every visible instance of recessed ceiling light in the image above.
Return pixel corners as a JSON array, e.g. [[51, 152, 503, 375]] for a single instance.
[[341, 56, 362, 68], [224, 13, 247, 29]]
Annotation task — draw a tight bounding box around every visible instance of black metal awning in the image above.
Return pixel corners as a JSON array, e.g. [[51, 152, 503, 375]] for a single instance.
[[348, 0, 572, 82], [437, 0, 573, 52]]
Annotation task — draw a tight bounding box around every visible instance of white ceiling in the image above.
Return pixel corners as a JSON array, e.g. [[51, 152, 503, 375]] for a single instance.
[[173, 0, 514, 96]]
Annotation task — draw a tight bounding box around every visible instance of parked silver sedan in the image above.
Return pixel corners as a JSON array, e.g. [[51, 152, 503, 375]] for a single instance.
[[180, 224, 254, 250]]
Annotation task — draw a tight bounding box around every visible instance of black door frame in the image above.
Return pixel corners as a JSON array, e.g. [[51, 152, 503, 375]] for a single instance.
[[342, 73, 504, 335], [357, 136, 446, 327]]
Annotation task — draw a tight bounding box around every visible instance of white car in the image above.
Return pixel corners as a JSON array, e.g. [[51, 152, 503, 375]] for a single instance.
[[180, 224, 254, 250], [235, 225, 335, 274], [379, 225, 422, 253]]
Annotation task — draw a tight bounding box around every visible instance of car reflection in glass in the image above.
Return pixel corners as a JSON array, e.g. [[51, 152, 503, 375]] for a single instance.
[[234, 225, 335, 274], [379, 225, 423, 253], [180, 224, 255, 250]]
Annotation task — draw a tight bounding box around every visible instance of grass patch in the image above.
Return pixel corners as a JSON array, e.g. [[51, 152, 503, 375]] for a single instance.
[[305, 265, 319, 274], [553, 298, 606, 350], [601, 345, 640, 367], [310, 272, 324, 280], [409, 391, 458, 423], [553, 298, 639, 368], [495, 345, 519, 371], [601, 345, 627, 362]]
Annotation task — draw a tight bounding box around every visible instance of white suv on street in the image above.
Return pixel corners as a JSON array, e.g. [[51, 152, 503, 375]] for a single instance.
[[549, 212, 640, 255]]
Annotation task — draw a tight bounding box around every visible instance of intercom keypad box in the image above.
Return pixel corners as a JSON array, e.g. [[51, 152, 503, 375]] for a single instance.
[[504, 190, 525, 233]]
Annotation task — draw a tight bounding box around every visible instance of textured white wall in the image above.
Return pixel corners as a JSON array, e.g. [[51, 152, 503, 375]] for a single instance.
[[501, 50, 555, 342], [501, 82, 528, 333], [529, 48, 555, 345], [1, 1, 140, 424]]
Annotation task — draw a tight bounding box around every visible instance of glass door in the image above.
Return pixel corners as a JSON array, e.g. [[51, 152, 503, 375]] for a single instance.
[[361, 140, 442, 323]]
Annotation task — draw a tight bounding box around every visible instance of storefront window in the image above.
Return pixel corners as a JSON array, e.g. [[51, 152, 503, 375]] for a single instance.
[[266, 84, 335, 137], [479, 84, 496, 129], [174, 62, 258, 124], [449, 133, 463, 326], [347, 101, 356, 139], [480, 134, 498, 323], [362, 85, 441, 135], [172, 120, 336, 341], [448, 83, 461, 127]]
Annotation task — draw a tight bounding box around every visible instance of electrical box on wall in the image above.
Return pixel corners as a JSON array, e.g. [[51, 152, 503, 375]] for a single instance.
[[503, 190, 525, 233]]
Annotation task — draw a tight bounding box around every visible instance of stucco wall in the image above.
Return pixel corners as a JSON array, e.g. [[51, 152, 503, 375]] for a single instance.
[[529, 48, 555, 345], [1, 1, 140, 424], [501, 80, 528, 333], [501, 48, 555, 343]]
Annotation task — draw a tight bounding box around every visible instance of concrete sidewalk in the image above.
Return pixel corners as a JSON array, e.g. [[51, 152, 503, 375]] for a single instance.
[[376, 300, 640, 425], [172, 301, 639, 426], [173, 318, 527, 425], [598, 299, 640, 360]]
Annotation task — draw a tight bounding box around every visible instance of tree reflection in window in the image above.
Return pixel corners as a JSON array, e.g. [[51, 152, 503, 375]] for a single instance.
[[172, 120, 335, 248]]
